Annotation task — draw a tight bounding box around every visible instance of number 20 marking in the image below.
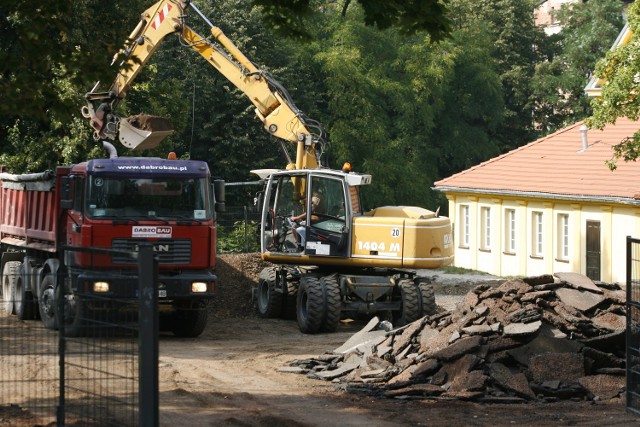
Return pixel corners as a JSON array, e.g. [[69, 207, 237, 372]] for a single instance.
[[391, 227, 401, 237]]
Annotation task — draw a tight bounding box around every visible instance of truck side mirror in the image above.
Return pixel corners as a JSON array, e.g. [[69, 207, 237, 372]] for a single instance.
[[213, 179, 225, 212], [60, 176, 73, 210]]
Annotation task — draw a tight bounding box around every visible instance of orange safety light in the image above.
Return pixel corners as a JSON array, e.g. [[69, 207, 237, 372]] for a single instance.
[[342, 162, 352, 173], [167, 151, 177, 160]]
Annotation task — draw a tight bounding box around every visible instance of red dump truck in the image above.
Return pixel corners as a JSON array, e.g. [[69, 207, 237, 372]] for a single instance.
[[0, 151, 224, 337]]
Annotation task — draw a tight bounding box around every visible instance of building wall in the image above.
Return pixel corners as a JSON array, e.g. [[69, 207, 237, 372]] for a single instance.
[[445, 192, 639, 284], [534, 0, 580, 35]]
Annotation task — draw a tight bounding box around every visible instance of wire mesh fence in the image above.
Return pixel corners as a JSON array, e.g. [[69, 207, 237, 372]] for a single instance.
[[627, 236, 640, 416], [0, 244, 158, 426]]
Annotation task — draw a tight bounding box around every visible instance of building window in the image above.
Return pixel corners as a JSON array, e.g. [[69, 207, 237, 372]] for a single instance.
[[480, 207, 491, 250], [505, 208, 516, 254], [460, 205, 470, 248], [557, 213, 569, 260], [532, 212, 543, 257]]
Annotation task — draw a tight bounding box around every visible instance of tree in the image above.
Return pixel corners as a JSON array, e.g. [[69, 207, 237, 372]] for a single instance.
[[531, 0, 624, 134], [447, 0, 545, 152], [586, 1, 640, 169], [251, 0, 451, 42]]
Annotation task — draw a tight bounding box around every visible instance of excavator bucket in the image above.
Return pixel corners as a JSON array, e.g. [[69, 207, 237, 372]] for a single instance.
[[118, 114, 174, 150]]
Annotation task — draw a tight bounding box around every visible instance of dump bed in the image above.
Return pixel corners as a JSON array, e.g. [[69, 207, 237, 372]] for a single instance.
[[0, 170, 59, 252]]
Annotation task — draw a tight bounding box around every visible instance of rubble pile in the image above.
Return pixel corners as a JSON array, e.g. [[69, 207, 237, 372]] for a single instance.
[[283, 272, 627, 403]]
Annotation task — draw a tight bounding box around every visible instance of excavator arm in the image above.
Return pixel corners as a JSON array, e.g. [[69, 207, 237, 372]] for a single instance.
[[82, 0, 325, 169]]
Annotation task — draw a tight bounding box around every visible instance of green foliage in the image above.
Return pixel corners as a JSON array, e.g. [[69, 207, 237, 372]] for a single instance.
[[0, 0, 628, 211], [217, 220, 260, 253], [532, 0, 624, 134], [587, 1, 640, 169], [251, 0, 451, 42]]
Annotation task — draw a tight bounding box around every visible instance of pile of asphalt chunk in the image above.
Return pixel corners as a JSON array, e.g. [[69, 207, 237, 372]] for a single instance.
[[282, 272, 627, 403]]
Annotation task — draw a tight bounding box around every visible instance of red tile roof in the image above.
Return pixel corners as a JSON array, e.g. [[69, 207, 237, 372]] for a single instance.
[[434, 117, 640, 202]]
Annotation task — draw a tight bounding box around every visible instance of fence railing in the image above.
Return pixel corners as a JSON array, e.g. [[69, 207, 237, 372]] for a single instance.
[[627, 236, 640, 416], [216, 205, 261, 253], [0, 243, 158, 427]]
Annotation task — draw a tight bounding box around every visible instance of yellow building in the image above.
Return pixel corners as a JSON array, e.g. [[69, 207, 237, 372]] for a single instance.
[[433, 117, 640, 284]]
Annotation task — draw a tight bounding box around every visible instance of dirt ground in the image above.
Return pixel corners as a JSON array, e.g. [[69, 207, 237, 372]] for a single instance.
[[2, 253, 640, 426]]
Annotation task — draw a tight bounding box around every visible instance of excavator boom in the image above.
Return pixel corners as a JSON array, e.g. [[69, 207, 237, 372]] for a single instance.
[[82, 0, 325, 169]]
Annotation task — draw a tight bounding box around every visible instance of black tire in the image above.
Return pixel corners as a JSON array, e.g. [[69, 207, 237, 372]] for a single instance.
[[171, 301, 208, 338], [393, 279, 421, 326], [282, 271, 299, 320], [296, 276, 324, 334], [39, 274, 57, 330], [418, 282, 437, 316], [15, 273, 37, 320], [256, 267, 283, 318], [56, 284, 86, 337], [321, 276, 341, 332], [2, 261, 20, 315]]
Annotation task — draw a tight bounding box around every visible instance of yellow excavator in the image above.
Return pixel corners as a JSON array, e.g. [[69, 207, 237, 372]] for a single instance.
[[83, 0, 454, 333]]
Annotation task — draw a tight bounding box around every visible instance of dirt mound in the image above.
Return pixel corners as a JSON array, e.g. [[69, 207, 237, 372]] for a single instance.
[[209, 253, 271, 319], [126, 114, 173, 132]]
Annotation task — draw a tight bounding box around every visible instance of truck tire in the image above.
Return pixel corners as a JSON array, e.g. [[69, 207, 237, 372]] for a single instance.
[[418, 282, 437, 316], [1, 261, 20, 315], [171, 301, 208, 338], [38, 274, 57, 330], [256, 267, 283, 318], [15, 273, 37, 320], [296, 276, 324, 334], [393, 279, 421, 327], [56, 285, 85, 337], [320, 276, 341, 332]]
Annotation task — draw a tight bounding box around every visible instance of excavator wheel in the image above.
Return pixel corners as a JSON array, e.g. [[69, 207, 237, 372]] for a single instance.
[[393, 279, 421, 327], [417, 281, 437, 316], [296, 276, 324, 334], [256, 267, 283, 318], [281, 269, 299, 320], [320, 276, 341, 332]]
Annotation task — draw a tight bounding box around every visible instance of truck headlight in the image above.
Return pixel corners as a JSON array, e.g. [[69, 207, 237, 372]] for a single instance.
[[93, 281, 110, 292], [191, 282, 207, 293]]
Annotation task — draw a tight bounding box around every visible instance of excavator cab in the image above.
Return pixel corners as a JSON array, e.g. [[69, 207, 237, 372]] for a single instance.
[[260, 169, 361, 261]]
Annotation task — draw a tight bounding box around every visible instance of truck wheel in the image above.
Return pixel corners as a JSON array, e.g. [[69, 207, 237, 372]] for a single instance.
[[321, 276, 341, 332], [171, 302, 208, 337], [1, 261, 20, 315], [15, 273, 37, 320], [39, 274, 57, 330], [296, 276, 324, 334], [256, 267, 283, 318], [55, 285, 85, 337], [393, 279, 421, 327], [418, 282, 437, 316]]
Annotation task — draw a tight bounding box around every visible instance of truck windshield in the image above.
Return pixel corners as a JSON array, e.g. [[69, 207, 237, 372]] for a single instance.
[[85, 176, 212, 220]]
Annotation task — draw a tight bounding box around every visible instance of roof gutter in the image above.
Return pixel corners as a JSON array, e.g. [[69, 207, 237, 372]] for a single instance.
[[432, 186, 640, 207]]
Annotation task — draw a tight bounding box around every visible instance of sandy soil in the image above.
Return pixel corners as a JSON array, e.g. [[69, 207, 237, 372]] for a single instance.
[[158, 316, 637, 427], [2, 254, 639, 426]]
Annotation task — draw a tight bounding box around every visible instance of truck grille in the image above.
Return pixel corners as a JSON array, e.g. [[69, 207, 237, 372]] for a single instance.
[[111, 238, 191, 265]]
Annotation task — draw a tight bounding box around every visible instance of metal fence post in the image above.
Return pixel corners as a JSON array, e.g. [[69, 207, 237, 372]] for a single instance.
[[138, 243, 159, 427], [244, 205, 249, 252]]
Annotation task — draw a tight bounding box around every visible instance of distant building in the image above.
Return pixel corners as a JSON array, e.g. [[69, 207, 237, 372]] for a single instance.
[[534, 0, 580, 35], [434, 117, 640, 284]]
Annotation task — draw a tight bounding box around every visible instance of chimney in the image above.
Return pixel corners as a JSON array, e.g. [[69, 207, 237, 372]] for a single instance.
[[580, 124, 588, 150]]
